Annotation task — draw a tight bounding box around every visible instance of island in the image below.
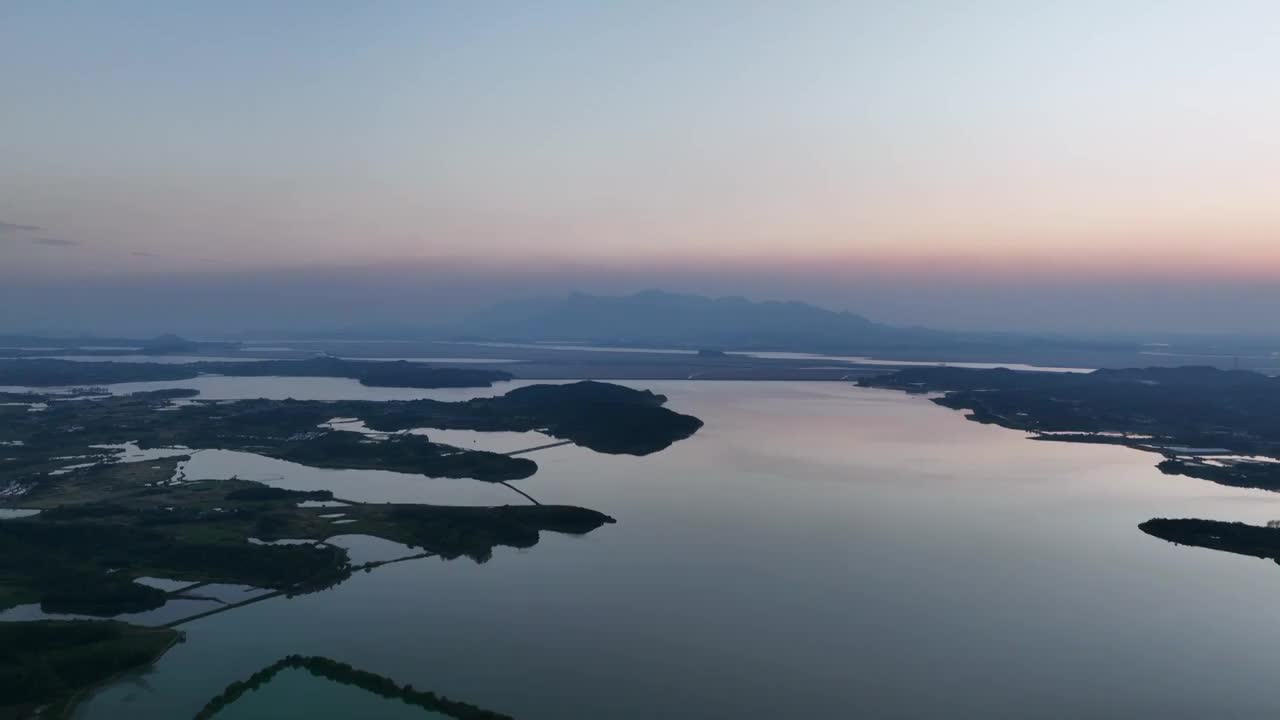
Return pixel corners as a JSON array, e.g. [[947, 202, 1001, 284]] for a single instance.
[[1139, 518, 1280, 565], [0, 379, 706, 616], [1, 454, 615, 614], [859, 365, 1280, 491], [0, 377, 703, 717], [1, 381, 702, 489]]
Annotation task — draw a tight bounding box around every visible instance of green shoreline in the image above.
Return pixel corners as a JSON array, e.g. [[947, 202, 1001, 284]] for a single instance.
[[51, 626, 185, 720], [859, 365, 1280, 492], [193, 655, 513, 720], [1, 377, 699, 718], [0, 621, 182, 720]]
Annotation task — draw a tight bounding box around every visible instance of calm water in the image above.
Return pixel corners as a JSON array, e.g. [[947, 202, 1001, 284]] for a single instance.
[[24, 355, 520, 364], [101, 376, 564, 402], [75, 381, 1280, 719], [439, 341, 1092, 372]]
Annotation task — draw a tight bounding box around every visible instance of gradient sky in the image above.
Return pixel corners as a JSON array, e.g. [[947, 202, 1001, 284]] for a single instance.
[[2, 1, 1279, 333]]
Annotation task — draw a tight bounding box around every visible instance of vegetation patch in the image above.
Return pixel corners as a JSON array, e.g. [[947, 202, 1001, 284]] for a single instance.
[[0, 620, 179, 719], [195, 655, 512, 720], [0, 463, 613, 614], [1140, 518, 1280, 564], [860, 366, 1280, 491]]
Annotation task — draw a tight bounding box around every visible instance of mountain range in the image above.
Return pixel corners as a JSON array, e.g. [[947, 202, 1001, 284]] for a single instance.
[[458, 290, 948, 351]]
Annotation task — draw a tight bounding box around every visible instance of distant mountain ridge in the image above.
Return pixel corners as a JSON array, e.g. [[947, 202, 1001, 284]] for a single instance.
[[459, 290, 945, 351]]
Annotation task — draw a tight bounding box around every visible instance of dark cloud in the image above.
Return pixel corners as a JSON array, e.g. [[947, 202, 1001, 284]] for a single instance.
[[31, 237, 81, 248], [131, 251, 159, 257], [0, 221, 41, 234]]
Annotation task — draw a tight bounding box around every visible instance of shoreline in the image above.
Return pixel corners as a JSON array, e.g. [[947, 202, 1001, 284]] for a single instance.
[[57, 627, 185, 720]]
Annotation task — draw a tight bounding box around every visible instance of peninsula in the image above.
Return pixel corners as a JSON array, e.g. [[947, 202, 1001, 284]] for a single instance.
[[1139, 518, 1280, 566], [859, 365, 1280, 491]]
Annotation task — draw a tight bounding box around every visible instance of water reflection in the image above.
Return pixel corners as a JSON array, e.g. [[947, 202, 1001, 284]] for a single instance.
[[75, 382, 1280, 720], [174, 450, 526, 506], [194, 656, 512, 719]]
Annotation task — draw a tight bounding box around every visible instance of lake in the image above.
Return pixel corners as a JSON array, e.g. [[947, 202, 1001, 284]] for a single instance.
[[74, 380, 1280, 719], [437, 341, 1093, 372]]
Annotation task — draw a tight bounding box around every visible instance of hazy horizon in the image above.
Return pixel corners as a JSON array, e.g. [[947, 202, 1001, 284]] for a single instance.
[[4, 2, 1280, 336], [3, 262, 1279, 340], [8, 6, 1280, 716]]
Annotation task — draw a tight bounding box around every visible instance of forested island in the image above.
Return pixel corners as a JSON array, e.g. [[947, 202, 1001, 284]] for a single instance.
[[0, 379, 703, 617], [0, 376, 703, 717], [1139, 518, 1280, 565], [0, 459, 614, 617], [0, 380, 702, 490], [859, 365, 1280, 490]]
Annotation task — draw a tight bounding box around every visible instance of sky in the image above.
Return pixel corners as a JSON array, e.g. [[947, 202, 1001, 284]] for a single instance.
[[2, 1, 1279, 335]]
